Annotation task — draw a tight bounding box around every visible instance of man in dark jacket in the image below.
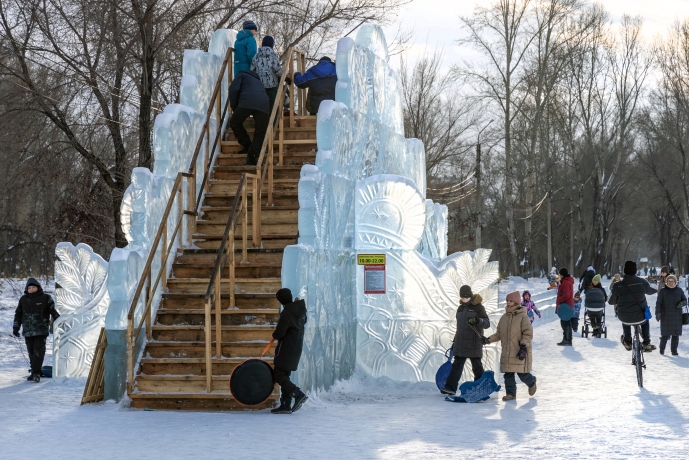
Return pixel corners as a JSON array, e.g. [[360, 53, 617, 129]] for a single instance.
[[293, 56, 337, 115], [441, 285, 490, 395], [13, 278, 59, 382], [608, 260, 657, 352], [579, 265, 596, 292], [229, 69, 270, 166], [271, 288, 308, 414]]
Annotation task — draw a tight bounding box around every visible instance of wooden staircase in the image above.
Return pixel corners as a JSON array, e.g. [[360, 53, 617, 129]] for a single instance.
[[128, 115, 316, 410]]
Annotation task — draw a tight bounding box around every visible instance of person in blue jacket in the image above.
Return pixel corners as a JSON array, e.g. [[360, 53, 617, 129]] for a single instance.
[[234, 21, 258, 76], [293, 56, 337, 115]]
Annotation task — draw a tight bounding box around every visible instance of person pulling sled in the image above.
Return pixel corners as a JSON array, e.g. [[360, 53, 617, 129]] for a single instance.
[[13, 278, 59, 382], [270, 288, 309, 414]]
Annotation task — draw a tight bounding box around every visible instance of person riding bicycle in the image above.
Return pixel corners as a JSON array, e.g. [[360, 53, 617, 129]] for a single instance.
[[608, 260, 657, 352]]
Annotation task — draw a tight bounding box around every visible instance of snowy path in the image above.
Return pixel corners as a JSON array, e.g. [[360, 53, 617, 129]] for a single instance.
[[1, 279, 689, 458]]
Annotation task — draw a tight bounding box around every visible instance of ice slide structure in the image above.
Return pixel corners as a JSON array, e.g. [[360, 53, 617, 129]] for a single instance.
[[282, 24, 500, 389], [55, 25, 499, 396]]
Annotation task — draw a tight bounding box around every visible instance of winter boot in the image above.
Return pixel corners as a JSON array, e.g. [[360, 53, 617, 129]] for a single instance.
[[557, 335, 568, 346], [440, 386, 456, 396], [502, 394, 516, 401], [27, 374, 34, 381], [31, 373, 40, 383], [620, 335, 632, 351], [528, 383, 537, 396], [290, 388, 308, 413], [644, 343, 656, 352], [271, 397, 293, 414]]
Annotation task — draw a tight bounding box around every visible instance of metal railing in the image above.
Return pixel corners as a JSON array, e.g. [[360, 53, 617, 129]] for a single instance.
[[125, 43, 309, 394], [201, 47, 307, 392]]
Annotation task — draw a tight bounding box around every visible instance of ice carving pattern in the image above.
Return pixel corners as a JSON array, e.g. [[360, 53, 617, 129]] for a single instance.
[[107, 29, 237, 333], [52, 243, 109, 378], [282, 24, 500, 390]]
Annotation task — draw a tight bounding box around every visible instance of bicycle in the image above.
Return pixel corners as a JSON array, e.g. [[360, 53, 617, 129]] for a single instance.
[[628, 323, 646, 388]]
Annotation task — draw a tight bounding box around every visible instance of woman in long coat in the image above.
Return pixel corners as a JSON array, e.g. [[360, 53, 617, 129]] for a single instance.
[[655, 274, 686, 356]]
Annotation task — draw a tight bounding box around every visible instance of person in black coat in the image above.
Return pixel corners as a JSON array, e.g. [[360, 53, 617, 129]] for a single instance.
[[655, 274, 686, 355], [608, 261, 657, 352], [579, 265, 596, 293], [440, 285, 490, 395], [228, 69, 271, 166], [271, 288, 308, 414], [584, 275, 608, 337], [13, 278, 59, 382]]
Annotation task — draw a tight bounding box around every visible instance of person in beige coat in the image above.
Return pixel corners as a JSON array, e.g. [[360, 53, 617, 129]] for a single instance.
[[483, 290, 538, 401]]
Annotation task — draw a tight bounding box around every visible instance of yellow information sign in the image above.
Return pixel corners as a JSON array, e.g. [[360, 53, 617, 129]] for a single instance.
[[357, 254, 386, 265]]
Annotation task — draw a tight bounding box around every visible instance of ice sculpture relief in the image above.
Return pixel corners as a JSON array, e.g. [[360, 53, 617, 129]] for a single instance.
[[52, 243, 109, 378], [282, 24, 499, 390]]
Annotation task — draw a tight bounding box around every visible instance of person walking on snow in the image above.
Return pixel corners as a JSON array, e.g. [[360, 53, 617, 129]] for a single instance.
[[584, 275, 608, 338], [250, 36, 283, 114], [233, 21, 258, 76], [13, 278, 59, 382], [440, 285, 490, 395], [556, 268, 575, 346], [658, 265, 670, 290], [579, 265, 596, 293], [271, 288, 308, 414], [483, 290, 537, 401], [572, 291, 583, 333], [655, 274, 686, 356], [608, 261, 657, 353], [521, 291, 541, 324]]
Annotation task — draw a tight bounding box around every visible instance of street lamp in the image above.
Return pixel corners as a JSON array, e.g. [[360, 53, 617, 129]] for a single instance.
[[475, 119, 494, 248]]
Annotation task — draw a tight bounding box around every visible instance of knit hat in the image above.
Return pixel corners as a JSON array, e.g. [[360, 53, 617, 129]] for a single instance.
[[319, 56, 332, 62], [242, 20, 257, 31], [459, 285, 473, 298], [624, 260, 637, 275], [592, 274, 601, 283], [522, 290, 531, 299], [506, 290, 520, 305], [661, 265, 670, 275], [261, 35, 274, 48], [276, 288, 292, 305], [559, 267, 569, 277], [574, 290, 581, 298], [666, 274, 678, 284]]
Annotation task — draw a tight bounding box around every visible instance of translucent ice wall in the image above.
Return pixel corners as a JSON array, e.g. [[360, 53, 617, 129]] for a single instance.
[[99, 29, 236, 399], [282, 24, 499, 390], [52, 243, 109, 378]]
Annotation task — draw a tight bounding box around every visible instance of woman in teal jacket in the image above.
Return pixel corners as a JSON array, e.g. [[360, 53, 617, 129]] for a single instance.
[[234, 21, 258, 76]]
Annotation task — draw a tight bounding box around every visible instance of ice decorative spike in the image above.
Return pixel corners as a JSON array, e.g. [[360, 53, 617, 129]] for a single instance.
[[283, 24, 499, 391], [52, 243, 109, 378]]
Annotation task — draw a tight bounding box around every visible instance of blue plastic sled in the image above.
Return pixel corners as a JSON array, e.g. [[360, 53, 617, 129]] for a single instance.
[[444, 371, 501, 403], [435, 348, 453, 390]]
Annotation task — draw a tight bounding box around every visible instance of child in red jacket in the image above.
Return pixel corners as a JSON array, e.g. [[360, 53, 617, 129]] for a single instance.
[[555, 268, 575, 346]]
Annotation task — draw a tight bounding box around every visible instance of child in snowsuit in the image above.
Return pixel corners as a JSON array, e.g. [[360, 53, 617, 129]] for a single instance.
[[572, 291, 583, 333], [521, 291, 541, 324], [13, 278, 59, 382], [271, 288, 308, 414], [440, 285, 490, 395], [484, 291, 537, 401]]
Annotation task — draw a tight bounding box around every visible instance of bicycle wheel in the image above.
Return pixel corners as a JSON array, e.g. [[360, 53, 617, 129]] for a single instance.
[[634, 340, 643, 388]]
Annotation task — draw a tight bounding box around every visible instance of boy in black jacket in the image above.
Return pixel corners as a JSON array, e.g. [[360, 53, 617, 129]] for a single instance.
[[271, 288, 308, 414], [13, 278, 59, 382]]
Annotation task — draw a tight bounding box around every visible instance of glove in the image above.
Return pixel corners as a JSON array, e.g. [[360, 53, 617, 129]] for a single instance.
[[285, 75, 293, 85], [537, 313, 542, 318], [517, 344, 527, 360], [656, 314, 660, 322], [468, 317, 479, 326], [12, 329, 20, 338], [481, 336, 490, 345]]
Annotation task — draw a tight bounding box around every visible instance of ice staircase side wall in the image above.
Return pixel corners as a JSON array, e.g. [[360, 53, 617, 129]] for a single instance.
[[282, 24, 500, 392], [98, 29, 237, 401]]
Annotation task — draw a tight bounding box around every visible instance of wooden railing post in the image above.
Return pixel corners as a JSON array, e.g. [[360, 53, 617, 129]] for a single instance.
[[252, 176, 261, 248], [177, 185, 183, 247], [205, 297, 212, 393], [145, 271, 152, 340], [289, 51, 295, 127], [242, 178, 248, 263], [229, 234, 236, 308], [278, 114, 284, 166], [214, 270, 222, 359], [187, 172, 197, 243], [162, 220, 168, 291], [127, 319, 134, 394]]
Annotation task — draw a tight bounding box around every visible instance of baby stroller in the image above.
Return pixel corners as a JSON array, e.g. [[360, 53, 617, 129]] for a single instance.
[[582, 287, 607, 338]]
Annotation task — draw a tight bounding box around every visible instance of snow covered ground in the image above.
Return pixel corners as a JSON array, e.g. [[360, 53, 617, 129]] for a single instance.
[[1, 276, 689, 458]]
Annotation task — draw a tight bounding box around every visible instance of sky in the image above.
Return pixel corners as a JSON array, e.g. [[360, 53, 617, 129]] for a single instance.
[[384, 0, 689, 71]]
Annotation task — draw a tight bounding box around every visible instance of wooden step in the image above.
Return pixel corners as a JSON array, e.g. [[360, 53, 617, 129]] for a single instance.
[[161, 292, 279, 310], [216, 152, 315, 167], [129, 391, 278, 410], [195, 220, 297, 237], [156, 307, 279, 326], [172, 263, 282, 279], [135, 373, 278, 394], [200, 205, 298, 221], [203, 191, 298, 207], [176, 248, 284, 265], [208, 179, 299, 194], [139, 355, 273, 375], [166, 277, 282, 294], [192, 234, 297, 250], [212, 165, 302, 180], [151, 324, 274, 342], [143, 340, 276, 358]]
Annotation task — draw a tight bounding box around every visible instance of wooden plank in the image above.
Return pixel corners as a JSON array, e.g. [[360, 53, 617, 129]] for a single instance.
[[81, 328, 107, 405]]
